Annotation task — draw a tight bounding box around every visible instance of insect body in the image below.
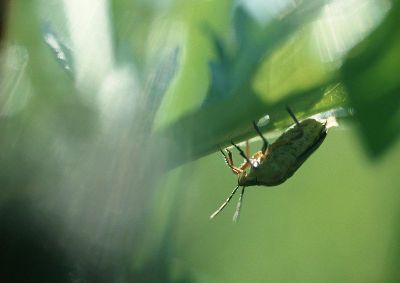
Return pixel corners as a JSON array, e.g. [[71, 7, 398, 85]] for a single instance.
[[210, 107, 333, 222]]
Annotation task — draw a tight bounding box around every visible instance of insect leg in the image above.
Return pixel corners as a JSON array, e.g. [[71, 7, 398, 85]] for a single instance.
[[210, 185, 240, 219], [220, 149, 243, 175], [252, 121, 269, 153], [236, 142, 252, 171], [286, 106, 301, 127], [286, 106, 304, 138], [233, 186, 246, 222], [245, 140, 250, 157], [221, 148, 234, 166], [231, 140, 252, 165]]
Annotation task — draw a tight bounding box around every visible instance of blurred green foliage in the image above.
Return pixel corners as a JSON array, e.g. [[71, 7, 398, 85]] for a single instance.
[[342, 0, 400, 157], [1, 0, 400, 282]]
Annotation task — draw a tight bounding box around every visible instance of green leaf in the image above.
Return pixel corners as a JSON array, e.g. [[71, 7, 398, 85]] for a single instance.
[[154, 0, 348, 169], [341, 1, 400, 157]]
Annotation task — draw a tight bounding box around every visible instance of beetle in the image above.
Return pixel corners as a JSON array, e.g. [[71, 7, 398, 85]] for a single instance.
[[210, 106, 335, 222]]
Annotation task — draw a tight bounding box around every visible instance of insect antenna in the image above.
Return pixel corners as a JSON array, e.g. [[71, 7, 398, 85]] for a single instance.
[[210, 185, 240, 219], [233, 186, 246, 222]]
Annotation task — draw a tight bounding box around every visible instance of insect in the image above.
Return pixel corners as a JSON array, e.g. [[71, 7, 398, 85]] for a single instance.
[[210, 106, 335, 222]]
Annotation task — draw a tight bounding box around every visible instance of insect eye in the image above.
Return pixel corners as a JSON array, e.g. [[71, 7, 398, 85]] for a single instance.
[[252, 161, 260, 168]]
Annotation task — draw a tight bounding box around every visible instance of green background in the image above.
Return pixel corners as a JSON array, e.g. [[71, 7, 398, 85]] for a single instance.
[[164, 127, 400, 282]]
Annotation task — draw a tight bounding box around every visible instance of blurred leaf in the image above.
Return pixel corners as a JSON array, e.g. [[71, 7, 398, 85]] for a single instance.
[[342, 1, 400, 157], [206, 3, 328, 103], [233, 6, 263, 52], [110, 0, 156, 69], [205, 27, 231, 101]]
